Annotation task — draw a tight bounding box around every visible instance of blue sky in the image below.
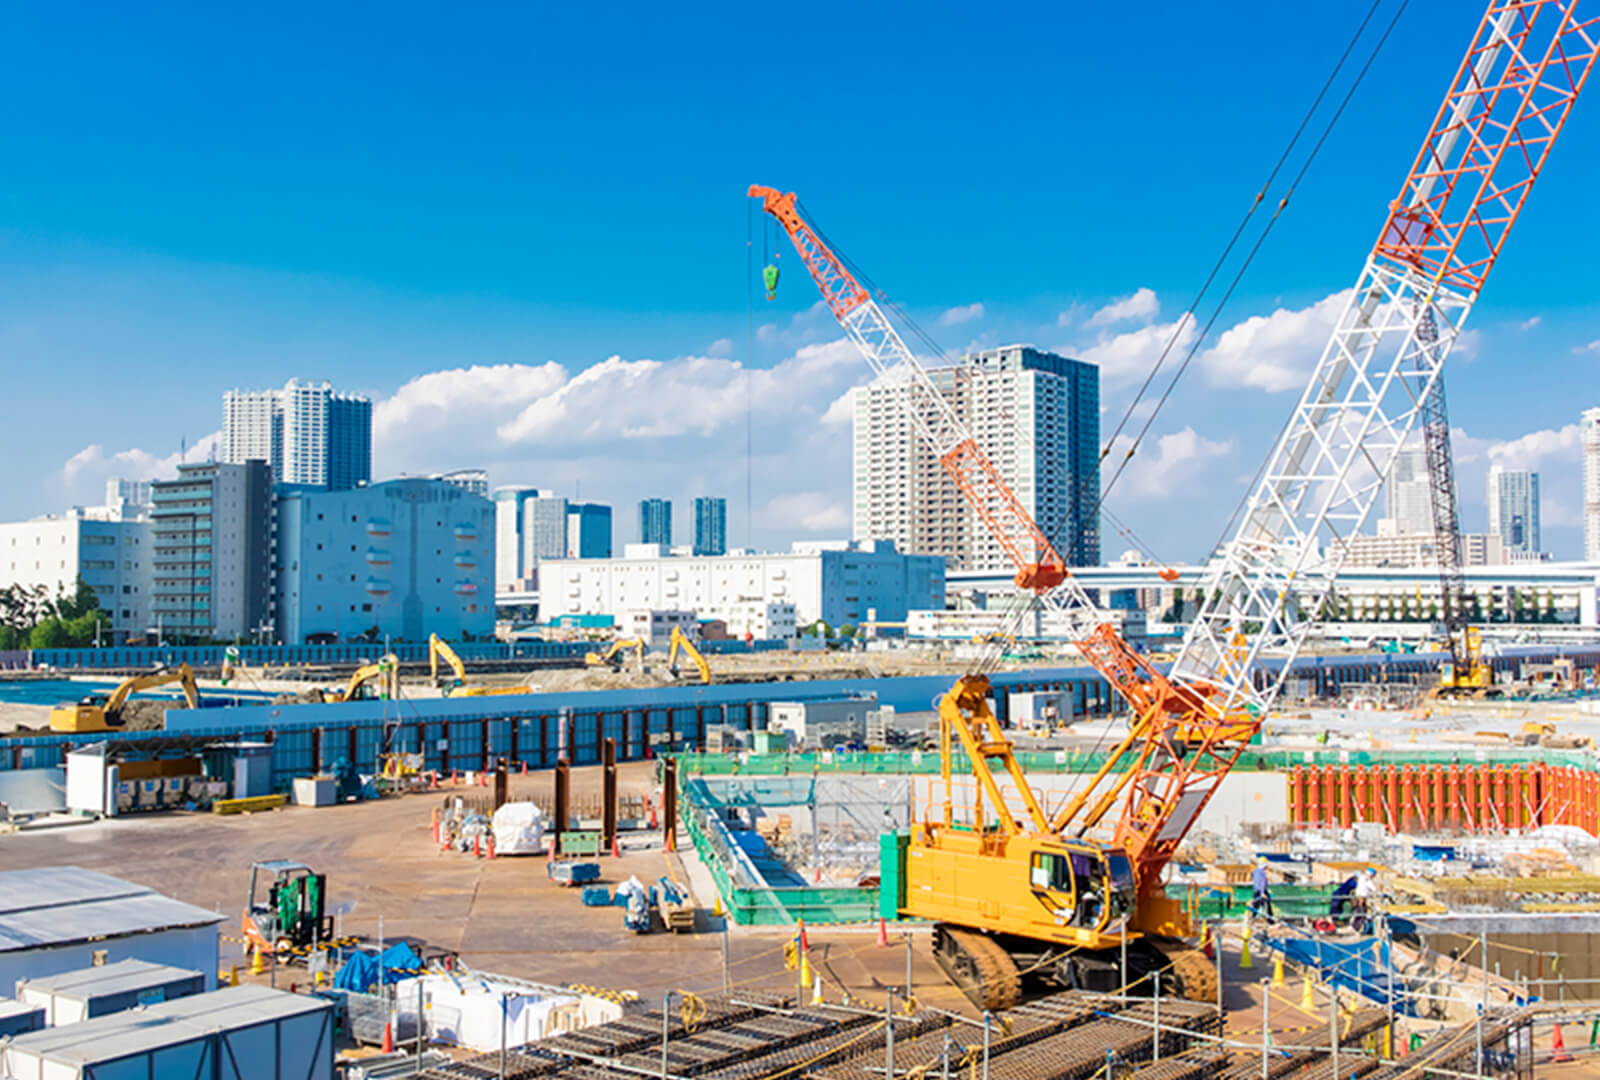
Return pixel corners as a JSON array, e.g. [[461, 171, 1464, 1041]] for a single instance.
[[4, 1, 1596, 559]]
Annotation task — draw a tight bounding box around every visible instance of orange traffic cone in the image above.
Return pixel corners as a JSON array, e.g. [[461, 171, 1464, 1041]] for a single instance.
[[381, 1018, 395, 1054], [876, 918, 889, 948], [521, 761, 528, 776], [798, 919, 809, 952], [431, 808, 440, 844], [814, 867, 822, 884], [611, 834, 622, 858], [474, 834, 481, 857], [486, 835, 496, 860], [1553, 1022, 1574, 1063], [649, 799, 659, 829]]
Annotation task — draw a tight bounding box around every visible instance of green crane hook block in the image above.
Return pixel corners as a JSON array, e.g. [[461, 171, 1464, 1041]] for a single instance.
[[762, 263, 780, 300]]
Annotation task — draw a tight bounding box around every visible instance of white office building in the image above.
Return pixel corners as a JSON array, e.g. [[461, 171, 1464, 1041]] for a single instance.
[[222, 378, 372, 489], [1585, 407, 1600, 561], [1486, 465, 1540, 555], [723, 600, 797, 641], [0, 511, 152, 644], [1381, 444, 1435, 536], [851, 345, 1099, 573], [541, 540, 943, 631]]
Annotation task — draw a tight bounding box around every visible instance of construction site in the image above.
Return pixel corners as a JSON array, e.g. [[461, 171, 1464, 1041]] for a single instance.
[[1, 2, 1599, 1079]]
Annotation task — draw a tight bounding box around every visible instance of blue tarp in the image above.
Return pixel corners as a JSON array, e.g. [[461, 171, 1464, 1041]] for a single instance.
[[333, 941, 425, 993], [1266, 934, 1416, 1016]]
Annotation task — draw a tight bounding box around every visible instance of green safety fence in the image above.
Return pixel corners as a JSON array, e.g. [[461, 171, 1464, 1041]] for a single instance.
[[676, 743, 1594, 779], [1171, 882, 1341, 921], [678, 787, 876, 926]]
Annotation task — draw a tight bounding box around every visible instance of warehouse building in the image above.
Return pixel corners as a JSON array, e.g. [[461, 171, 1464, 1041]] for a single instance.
[[276, 477, 496, 644]]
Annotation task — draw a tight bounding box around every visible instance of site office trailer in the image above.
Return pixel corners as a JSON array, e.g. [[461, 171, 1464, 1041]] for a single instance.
[[15, 959, 205, 1026], [2, 985, 334, 1080]]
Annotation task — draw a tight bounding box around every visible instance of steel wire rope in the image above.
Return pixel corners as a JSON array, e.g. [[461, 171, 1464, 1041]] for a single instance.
[[790, 4, 1393, 679]]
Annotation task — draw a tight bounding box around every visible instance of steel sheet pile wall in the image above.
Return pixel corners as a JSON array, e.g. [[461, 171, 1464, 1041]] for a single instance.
[[1289, 762, 1600, 835]]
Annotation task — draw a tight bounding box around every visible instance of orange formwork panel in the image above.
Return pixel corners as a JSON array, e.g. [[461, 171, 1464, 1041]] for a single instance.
[[1288, 766, 1302, 828], [1448, 766, 1462, 831], [1493, 765, 1508, 833], [1340, 765, 1353, 829], [1399, 765, 1414, 834]]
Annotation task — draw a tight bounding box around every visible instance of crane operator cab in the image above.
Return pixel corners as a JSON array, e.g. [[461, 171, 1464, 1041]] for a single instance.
[[1027, 842, 1135, 934]]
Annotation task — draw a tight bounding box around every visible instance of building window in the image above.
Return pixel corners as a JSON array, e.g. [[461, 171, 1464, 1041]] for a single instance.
[[362, 603, 372, 612]]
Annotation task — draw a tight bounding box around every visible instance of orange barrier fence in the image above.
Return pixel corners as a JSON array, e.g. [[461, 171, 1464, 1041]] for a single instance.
[[1287, 762, 1600, 835]]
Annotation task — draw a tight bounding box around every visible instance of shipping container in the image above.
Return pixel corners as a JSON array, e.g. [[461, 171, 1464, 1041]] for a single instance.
[[3, 984, 334, 1080], [16, 958, 204, 1025]]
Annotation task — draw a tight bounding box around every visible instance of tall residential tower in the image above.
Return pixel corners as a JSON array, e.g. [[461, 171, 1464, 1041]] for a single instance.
[[851, 345, 1099, 572], [693, 497, 727, 556], [1585, 407, 1600, 561], [222, 378, 372, 489], [1486, 465, 1540, 555]]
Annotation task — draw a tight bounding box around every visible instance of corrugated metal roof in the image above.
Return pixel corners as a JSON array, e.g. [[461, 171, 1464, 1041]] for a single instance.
[[0, 867, 222, 953], [7, 985, 330, 1064], [16, 958, 201, 998]]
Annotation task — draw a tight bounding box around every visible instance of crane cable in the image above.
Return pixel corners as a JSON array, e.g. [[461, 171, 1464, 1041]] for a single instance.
[[1093, 0, 1409, 547]]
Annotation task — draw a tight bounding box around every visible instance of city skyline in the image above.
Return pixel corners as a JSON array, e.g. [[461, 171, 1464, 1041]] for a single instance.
[[6, 3, 1599, 561]]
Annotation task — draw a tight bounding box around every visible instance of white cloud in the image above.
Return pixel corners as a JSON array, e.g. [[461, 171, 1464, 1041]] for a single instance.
[[374, 362, 568, 448], [820, 389, 855, 427], [706, 338, 733, 357], [938, 302, 985, 327], [1573, 339, 1600, 355], [1073, 315, 1198, 384], [1087, 288, 1159, 328], [1199, 289, 1350, 392], [1518, 316, 1541, 331], [1486, 423, 1581, 471], [1056, 302, 1086, 328], [1106, 427, 1233, 501], [58, 432, 222, 505], [766, 492, 849, 532]]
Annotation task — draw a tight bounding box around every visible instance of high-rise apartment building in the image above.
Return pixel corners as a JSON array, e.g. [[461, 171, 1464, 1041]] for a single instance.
[[1381, 444, 1435, 536], [150, 461, 273, 640], [566, 503, 613, 559], [1486, 466, 1540, 555], [222, 379, 372, 490], [851, 345, 1099, 572], [1585, 408, 1600, 560], [103, 478, 153, 521], [493, 485, 538, 590], [639, 499, 672, 546], [693, 497, 727, 556]]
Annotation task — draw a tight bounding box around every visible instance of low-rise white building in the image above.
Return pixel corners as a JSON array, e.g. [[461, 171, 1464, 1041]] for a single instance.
[[0, 511, 152, 644], [907, 606, 1145, 642], [541, 540, 942, 632], [723, 600, 797, 641], [617, 608, 698, 646]]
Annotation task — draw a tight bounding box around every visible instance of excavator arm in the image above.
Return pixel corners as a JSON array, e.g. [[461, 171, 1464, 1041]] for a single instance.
[[667, 626, 711, 684], [104, 664, 200, 716], [341, 654, 398, 701], [429, 634, 466, 688]]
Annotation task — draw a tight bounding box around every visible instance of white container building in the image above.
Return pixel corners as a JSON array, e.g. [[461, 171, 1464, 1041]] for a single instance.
[[0, 868, 223, 992], [769, 696, 877, 750], [3, 984, 333, 1080], [16, 958, 204, 1025]]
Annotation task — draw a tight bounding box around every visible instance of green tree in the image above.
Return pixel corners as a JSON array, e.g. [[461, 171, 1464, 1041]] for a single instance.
[[1544, 590, 1558, 624], [54, 577, 101, 622], [28, 618, 71, 649]]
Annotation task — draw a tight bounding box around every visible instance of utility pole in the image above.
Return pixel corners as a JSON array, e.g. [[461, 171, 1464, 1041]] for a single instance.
[[662, 990, 672, 1080], [1260, 978, 1270, 1080], [1152, 969, 1160, 1062], [885, 989, 895, 1080]]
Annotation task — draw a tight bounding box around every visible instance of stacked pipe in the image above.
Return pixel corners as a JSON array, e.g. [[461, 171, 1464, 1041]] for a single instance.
[[1287, 763, 1600, 835]]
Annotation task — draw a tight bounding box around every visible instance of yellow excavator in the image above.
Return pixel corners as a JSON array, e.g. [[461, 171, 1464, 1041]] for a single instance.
[[429, 634, 538, 697], [322, 655, 399, 703], [585, 639, 645, 673], [50, 664, 201, 733], [666, 626, 711, 684]]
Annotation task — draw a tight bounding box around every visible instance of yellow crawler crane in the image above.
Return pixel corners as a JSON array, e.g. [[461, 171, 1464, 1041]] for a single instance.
[[903, 675, 1212, 1010]]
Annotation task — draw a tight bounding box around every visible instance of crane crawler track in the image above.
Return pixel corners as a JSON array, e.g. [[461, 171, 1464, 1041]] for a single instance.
[[933, 925, 1022, 1012], [1147, 938, 1217, 1004]]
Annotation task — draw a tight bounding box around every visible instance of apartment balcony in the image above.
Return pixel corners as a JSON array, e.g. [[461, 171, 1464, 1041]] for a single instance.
[[365, 578, 392, 595], [366, 518, 392, 538], [452, 554, 477, 571], [452, 525, 477, 543], [453, 581, 478, 596], [365, 548, 392, 566]]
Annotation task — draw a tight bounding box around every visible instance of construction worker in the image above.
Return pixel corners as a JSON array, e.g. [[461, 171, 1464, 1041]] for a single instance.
[[1251, 857, 1274, 919]]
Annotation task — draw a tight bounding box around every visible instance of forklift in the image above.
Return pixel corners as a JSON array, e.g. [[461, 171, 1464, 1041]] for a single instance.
[[241, 860, 334, 960]]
